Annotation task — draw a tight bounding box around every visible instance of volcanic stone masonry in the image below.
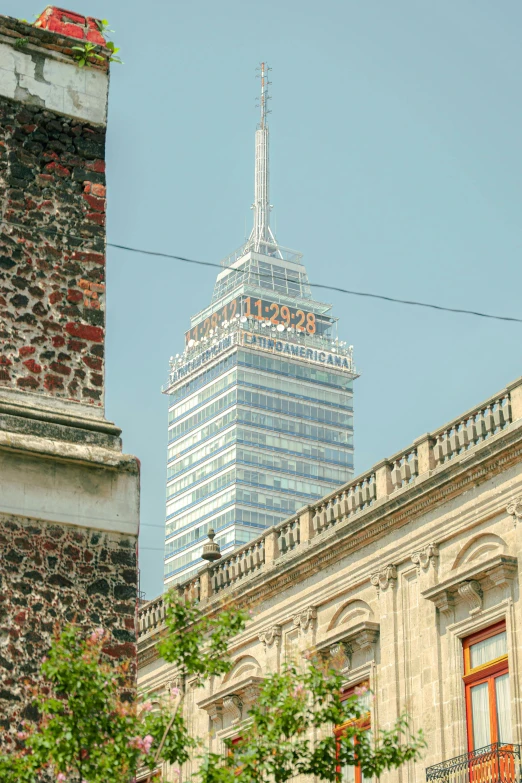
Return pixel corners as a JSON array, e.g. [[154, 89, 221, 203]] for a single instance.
[[0, 8, 140, 753]]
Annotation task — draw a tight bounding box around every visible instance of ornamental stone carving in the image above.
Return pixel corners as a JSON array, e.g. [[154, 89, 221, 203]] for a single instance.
[[411, 544, 439, 572], [222, 694, 242, 724], [293, 606, 317, 631], [207, 704, 223, 730], [457, 580, 483, 616], [507, 496, 522, 526], [259, 625, 282, 647], [370, 564, 397, 592]]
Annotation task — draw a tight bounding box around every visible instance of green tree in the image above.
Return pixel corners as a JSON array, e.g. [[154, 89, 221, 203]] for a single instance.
[[0, 591, 425, 782]]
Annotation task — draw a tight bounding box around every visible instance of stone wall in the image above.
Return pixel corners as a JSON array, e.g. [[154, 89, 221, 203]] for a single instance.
[[0, 8, 140, 756], [0, 11, 109, 407], [0, 512, 137, 753]]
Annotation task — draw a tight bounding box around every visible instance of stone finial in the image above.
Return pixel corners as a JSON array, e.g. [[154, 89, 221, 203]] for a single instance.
[[201, 529, 221, 562]]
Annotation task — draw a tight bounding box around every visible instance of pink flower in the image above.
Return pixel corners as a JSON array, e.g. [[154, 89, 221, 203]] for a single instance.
[[292, 683, 305, 698], [17, 731, 28, 740], [302, 650, 311, 660], [89, 627, 104, 643], [140, 700, 153, 713], [128, 734, 154, 755], [57, 774, 66, 782], [170, 686, 181, 698], [354, 684, 369, 696]]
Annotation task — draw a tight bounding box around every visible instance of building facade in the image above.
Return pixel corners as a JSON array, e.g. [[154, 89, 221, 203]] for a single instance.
[[0, 8, 139, 750], [139, 375, 522, 783], [163, 65, 357, 587]]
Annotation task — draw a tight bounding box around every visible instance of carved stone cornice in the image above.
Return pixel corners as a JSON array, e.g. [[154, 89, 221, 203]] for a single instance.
[[259, 625, 282, 648], [197, 675, 264, 724], [411, 543, 439, 572], [371, 564, 397, 592], [293, 606, 317, 632], [315, 621, 380, 662], [422, 555, 517, 617], [507, 495, 522, 526]]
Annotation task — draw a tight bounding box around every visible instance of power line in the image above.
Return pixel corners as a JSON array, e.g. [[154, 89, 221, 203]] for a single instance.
[[2, 218, 522, 324]]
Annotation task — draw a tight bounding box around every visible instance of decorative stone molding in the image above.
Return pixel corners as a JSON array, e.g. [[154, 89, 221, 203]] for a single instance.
[[293, 606, 317, 631], [458, 581, 483, 616], [259, 625, 282, 648], [315, 621, 380, 664], [197, 675, 264, 727], [507, 496, 522, 526], [411, 544, 439, 572], [422, 555, 517, 617], [370, 564, 397, 592], [222, 694, 243, 724]]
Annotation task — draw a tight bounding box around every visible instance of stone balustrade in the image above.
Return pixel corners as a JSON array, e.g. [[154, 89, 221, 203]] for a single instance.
[[211, 538, 265, 594], [137, 378, 522, 640]]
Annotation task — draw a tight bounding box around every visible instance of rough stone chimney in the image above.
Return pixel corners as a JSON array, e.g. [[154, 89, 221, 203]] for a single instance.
[[0, 9, 139, 752]]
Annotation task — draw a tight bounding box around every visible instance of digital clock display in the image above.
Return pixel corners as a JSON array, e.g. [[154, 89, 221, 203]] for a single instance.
[[185, 296, 331, 345]]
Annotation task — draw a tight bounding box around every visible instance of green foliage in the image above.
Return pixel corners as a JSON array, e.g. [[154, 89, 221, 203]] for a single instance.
[[210, 662, 426, 783], [0, 593, 246, 782], [14, 37, 29, 48], [158, 589, 248, 681], [72, 42, 105, 68]]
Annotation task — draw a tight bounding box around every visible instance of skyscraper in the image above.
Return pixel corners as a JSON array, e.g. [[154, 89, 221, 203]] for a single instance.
[[163, 65, 357, 587]]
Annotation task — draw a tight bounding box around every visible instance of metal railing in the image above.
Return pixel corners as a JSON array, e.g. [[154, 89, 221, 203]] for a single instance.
[[426, 743, 522, 783]]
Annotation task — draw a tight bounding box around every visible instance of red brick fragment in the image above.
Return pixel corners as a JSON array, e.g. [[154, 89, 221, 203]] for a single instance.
[[49, 291, 63, 305], [67, 289, 83, 303], [44, 374, 64, 391], [45, 162, 71, 178], [0, 369, 11, 381], [0, 356, 12, 366], [23, 359, 42, 374], [67, 339, 86, 352], [17, 376, 39, 389], [91, 373, 103, 387], [85, 160, 105, 173], [86, 212, 105, 226], [82, 355, 102, 371], [65, 323, 104, 343], [49, 362, 71, 376], [82, 193, 105, 212], [19, 346, 35, 357], [52, 336, 66, 348], [71, 251, 105, 265]]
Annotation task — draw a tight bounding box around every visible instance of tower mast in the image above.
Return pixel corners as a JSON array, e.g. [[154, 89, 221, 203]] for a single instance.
[[249, 62, 279, 254]]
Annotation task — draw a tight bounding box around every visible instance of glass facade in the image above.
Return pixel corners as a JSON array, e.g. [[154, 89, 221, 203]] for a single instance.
[[163, 248, 357, 587]]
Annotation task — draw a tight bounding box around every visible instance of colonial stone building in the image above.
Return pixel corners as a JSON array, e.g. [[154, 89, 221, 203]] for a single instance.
[[0, 8, 139, 752], [138, 376, 522, 783]]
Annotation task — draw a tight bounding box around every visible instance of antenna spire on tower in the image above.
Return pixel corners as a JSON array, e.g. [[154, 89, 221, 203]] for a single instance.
[[249, 62, 279, 255]]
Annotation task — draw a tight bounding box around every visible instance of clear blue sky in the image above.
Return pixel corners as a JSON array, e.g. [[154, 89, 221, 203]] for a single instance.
[[6, 0, 522, 598]]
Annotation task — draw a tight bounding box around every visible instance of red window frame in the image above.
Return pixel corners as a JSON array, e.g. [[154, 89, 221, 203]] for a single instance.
[[335, 682, 371, 783], [462, 621, 509, 752]]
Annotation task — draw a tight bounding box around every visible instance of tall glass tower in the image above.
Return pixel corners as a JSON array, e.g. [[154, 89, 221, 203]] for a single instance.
[[163, 65, 358, 588]]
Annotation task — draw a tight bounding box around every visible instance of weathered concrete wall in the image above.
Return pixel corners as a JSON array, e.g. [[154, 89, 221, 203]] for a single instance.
[[0, 9, 140, 755]]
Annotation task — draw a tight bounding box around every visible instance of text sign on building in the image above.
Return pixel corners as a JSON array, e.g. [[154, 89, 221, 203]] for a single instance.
[[169, 331, 353, 386]]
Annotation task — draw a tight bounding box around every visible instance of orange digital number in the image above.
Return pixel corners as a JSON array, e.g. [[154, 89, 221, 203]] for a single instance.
[[269, 302, 280, 324], [296, 310, 305, 331], [229, 298, 237, 319], [306, 312, 316, 334], [280, 305, 291, 325], [203, 318, 210, 337], [211, 313, 219, 329]]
